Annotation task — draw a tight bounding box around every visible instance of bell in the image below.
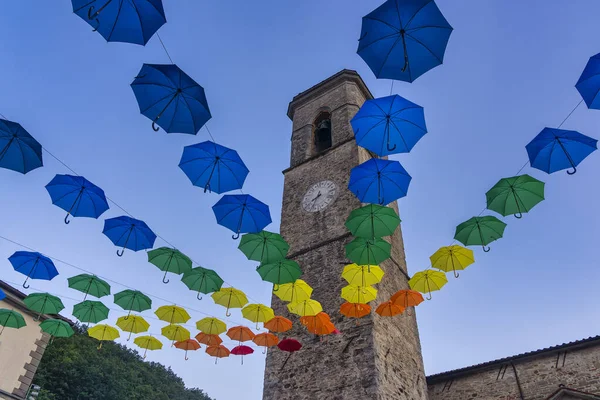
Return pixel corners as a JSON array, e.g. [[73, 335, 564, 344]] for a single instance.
[[315, 119, 331, 141]]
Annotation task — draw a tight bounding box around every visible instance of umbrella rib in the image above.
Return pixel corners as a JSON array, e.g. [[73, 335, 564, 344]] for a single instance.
[[165, 95, 182, 132], [405, 32, 443, 64], [140, 92, 175, 114], [179, 93, 201, 133], [404, 0, 434, 29], [387, 119, 411, 151], [377, 35, 404, 77], [106, 0, 126, 42], [127, 0, 146, 44]]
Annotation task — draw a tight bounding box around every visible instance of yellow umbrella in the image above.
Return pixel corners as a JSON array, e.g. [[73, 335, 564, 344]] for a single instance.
[[341, 285, 378, 304], [409, 269, 448, 300], [154, 305, 191, 324], [116, 315, 150, 341], [430, 245, 475, 278], [274, 279, 313, 303], [211, 288, 248, 316], [242, 304, 275, 329], [288, 299, 322, 317], [134, 335, 163, 358], [196, 317, 227, 335], [88, 324, 120, 349], [341, 264, 384, 286], [161, 324, 190, 346]]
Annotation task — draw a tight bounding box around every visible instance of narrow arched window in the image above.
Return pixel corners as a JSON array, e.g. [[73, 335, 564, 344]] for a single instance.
[[313, 112, 332, 154]]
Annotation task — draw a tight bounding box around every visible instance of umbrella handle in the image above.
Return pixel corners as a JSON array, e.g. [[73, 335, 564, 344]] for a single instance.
[[185, 351, 189, 361], [515, 212, 523, 219], [204, 184, 211, 193], [482, 245, 491, 253], [64, 213, 71, 225], [453, 270, 460, 279], [97, 342, 103, 350], [215, 357, 218, 365], [280, 353, 292, 372], [232, 233, 240, 240], [152, 120, 160, 132], [387, 142, 397, 152], [127, 331, 132, 341], [162, 271, 170, 284], [117, 248, 125, 257], [567, 167, 577, 175], [23, 279, 30, 290], [197, 292, 203, 301], [87, 6, 95, 19], [426, 292, 432, 300], [400, 30, 409, 72], [226, 310, 232, 317]]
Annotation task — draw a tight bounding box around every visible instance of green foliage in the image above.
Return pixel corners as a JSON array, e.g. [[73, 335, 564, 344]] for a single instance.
[[34, 324, 214, 400]]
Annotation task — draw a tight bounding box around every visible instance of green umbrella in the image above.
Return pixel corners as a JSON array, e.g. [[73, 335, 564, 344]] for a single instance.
[[40, 319, 74, 342], [256, 260, 302, 290], [345, 237, 391, 266], [181, 267, 224, 300], [147, 247, 193, 284], [114, 290, 152, 317], [345, 204, 400, 238], [238, 231, 290, 264], [0, 309, 26, 335], [68, 274, 111, 300], [23, 293, 65, 321], [73, 300, 110, 324], [486, 174, 545, 219], [454, 216, 507, 252]]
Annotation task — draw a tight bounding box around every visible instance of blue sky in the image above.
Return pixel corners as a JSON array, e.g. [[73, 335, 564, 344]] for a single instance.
[[1, 1, 599, 399]]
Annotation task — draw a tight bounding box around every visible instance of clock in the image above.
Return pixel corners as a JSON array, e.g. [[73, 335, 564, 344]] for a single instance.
[[302, 180, 338, 212]]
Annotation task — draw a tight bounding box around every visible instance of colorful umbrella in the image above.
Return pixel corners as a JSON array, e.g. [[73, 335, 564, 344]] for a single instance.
[[300, 312, 336, 336], [340, 302, 371, 319], [576, 53, 600, 109], [486, 175, 545, 219], [390, 289, 423, 315], [274, 280, 312, 303], [211, 288, 248, 316], [351, 95, 427, 156], [526, 128, 597, 175], [45, 174, 109, 224], [103, 216, 157, 257], [113, 290, 152, 317], [349, 159, 412, 205], [408, 269, 447, 300], [342, 264, 384, 286], [239, 231, 289, 264], [68, 274, 111, 300], [23, 293, 65, 320], [116, 315, 150, 340], [429, 245, 474, 278], [206, 345, 230, 364], [9, 251, 58, 289], [196, 317, 227, 336], [341, 285, 378, 304], [134, 335, 163, 359], [253, 332, 279, 354], [226, 326, 255, 343], [242, 304, 275, 330], [40, 319, 74, 342], [161, 324, 190, 345], [345, 204, 400, 239], [375, 301, 404, 317], [195, 332, 223, 346], [231, 345, 254, 365], [0, 289, 5, 301], [147, 247, 192, 284], [71, 0, 166, 45], [155, 305, 190, 324], [179, 141, 249, 193], [175, 339, 201, 361], [264, 316, 292, 333], [73, 300, 110, 324], [345, 237, 391, 266], [454, 216, 507, 252], [131, 63, 211, 133], [288, 299, 322, 317], [0, 118, 42, 174], [277, 338, 302, 371], [357, 0, 453, 82], [88, 324, 120, 349], [257, 260, 302, 289], [212, 194, 272, 239], [181, 267, 224, 300], [0, 309, 26, 335]]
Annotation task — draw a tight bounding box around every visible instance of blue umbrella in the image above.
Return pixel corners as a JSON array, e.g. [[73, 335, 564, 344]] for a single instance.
[[8, 251, 59, 289], [212, 195, 272, 239], [45, 174, 110, 224], [357, 0, 453, 82], [351, 95, 427, 156], [526, 128, 597, 175], [71, 0, 166, 46], [0, 289, 5, 301], [576, 53, 600, 110], [179, 141, 249, 194], [348, 159, 411, 205], [0, 119, 43, 174], [103, 216, 157, 256], [131, 64, 211, 134]]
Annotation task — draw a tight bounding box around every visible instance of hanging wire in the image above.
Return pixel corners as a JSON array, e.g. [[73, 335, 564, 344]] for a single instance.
[[156, 33, 174, 64]]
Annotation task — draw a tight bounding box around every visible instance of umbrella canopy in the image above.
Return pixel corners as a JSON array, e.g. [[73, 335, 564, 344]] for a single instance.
[[40, 319, 74, 340], [196, 317, 227, 336], [161, 324, 190, 344], [242, 304, 275, 330], [9, 251, 58, 288], [257, 260, 302, 289], [71, 0, 166, 45], [226, 326, 255, 342], [351, 95, 427, 156], [114, 290, 152, 317], [179, 141, 249, 193], [239, 231, 289, 264], [212, 194, 272, 239], [345, 204, 400, 239], [348, 159, 411, 205], [181, 267, 224, 300], [68, 274, 111, 300], [454, 216, 507, 252], [341, 285, 378, 304], [23, 293, 65, 320], [131, 63, 211, 134], [45, 174, 109, 224], [206, 345, 230, 364], [409, 269, 447, 300], [526, 128, 597, 175], [0, 309, 26, 335], [274, 280, 313, 303], [288, 299, 323, 317], [390, 289, 424, 309], [195, 332, 223, 346], [88, 324, 120, 349], [211, 288, 248, 316], [103, 216, 157, 257], [357, 0, 453, 82], [147, 247, 192, 284], [300, 312, 336, 336], [231, 345, 254, 364], [134, 335, 163, 358], [576, 53, 600, 109], [155, 305, 190, 324], [486, 175, 545, 219], [0, 118, 42, 174], [375, 301, 404, 317], [0, 290, 4, 301], [429, 245, 475, 278], [264, 316, 293, 333], [345, 237, 391, 266], [340, 302, 372, 319], [253, 332, 279, 349], [116, 315, 150, 340], [174, 339, 201, 360], [278, 338, 302, 353], [73, 300, 110, 324], [342, 264, 385, 286]]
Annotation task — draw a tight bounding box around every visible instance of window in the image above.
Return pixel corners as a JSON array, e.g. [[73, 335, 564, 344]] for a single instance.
[[313, 112, 332, 153]]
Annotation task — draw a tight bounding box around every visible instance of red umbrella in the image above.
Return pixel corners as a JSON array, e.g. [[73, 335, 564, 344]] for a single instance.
[[174, 339, 201, 361], [277, 338, 302, 371], [231, 345, 254, 365]]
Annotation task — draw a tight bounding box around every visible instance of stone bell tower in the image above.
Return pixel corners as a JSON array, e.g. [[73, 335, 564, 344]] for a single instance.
[[262, 70, 428, 400]]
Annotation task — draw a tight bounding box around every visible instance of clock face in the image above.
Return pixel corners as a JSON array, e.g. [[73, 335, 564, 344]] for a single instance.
[[302, 180, 337, 212]]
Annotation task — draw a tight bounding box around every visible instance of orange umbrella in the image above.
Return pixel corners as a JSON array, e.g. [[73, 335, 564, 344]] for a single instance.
[[174, 339, 201, 361], [206, 344, 230, 364], [253, 332, 279, 354], [340, 302, 371, 319], [264, 316, 292, 333], [375, 301, 405, 317], [226, 326, 255, 342], [390, 289, 424, 315], [195, 332, 223, 346], [300, 312, 336, 336]]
